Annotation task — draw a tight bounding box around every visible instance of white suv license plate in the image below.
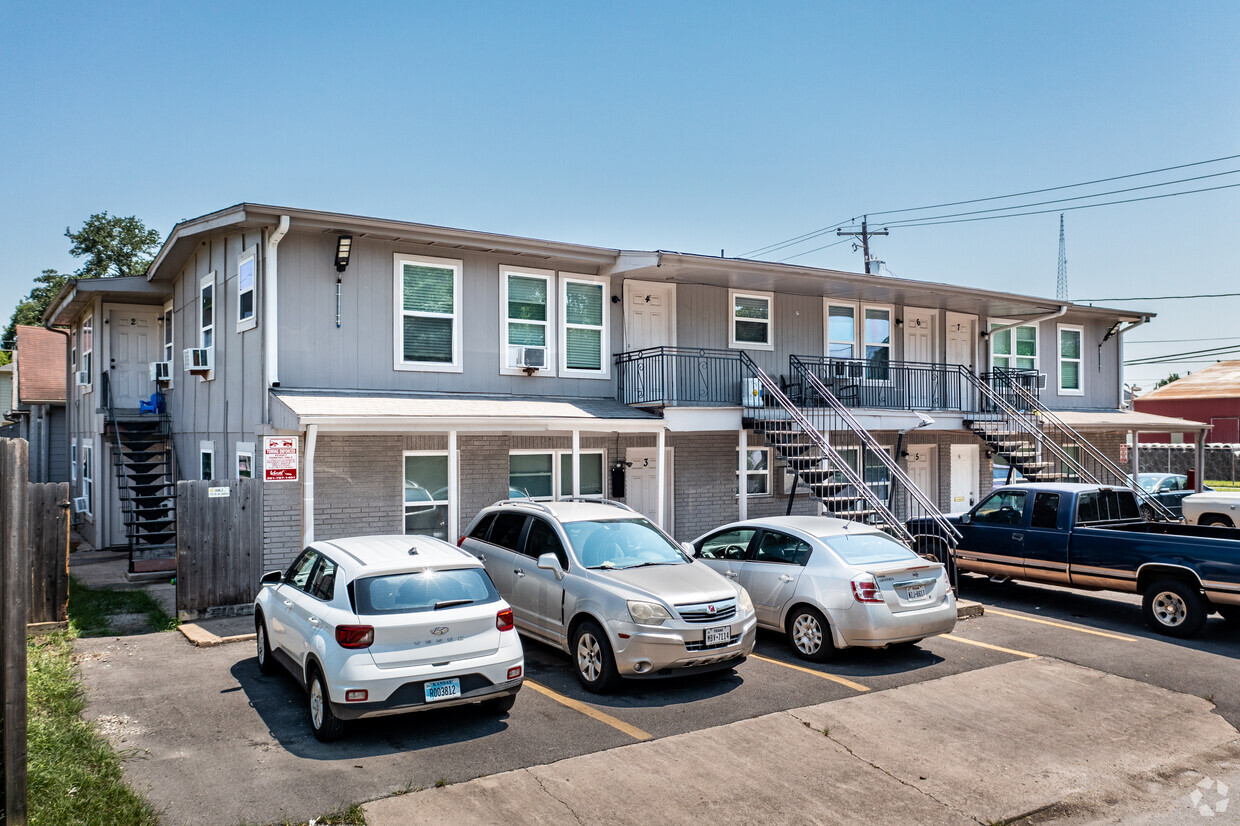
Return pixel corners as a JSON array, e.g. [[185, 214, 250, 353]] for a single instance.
[[704, 626, 731, 647], [424, 678, 461, 703], [903, 584, 928, 601]]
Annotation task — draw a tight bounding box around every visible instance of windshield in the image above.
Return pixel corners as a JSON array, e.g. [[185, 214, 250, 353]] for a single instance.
[[822, 531, 919, 566], [1135, 474, 1162, 492], [352, 568, 499, 615], [561, 518, 689, 569]]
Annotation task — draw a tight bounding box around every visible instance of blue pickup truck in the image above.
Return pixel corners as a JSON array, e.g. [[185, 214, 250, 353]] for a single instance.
[[908, 483, 1240, 638]]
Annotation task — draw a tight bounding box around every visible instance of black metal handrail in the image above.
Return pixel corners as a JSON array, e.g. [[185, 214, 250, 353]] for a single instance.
[[615, 347, 747, 407]]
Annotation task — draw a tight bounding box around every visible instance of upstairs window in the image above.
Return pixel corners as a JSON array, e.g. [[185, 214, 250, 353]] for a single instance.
[[561, 276, 608, 376], [827, 304, 856, 359], [81, 313, 93, 383], [991, 322, 1037, 372], [395, 255, 461, 372], [730, 290, 773, 350], [237, 247, 257, 332], [863, 307, 891, 380], [503, 268, 553, 372], [162, 302, 173, 362], [1058, 324, 1083, 395], [200, 273, 216, 349]]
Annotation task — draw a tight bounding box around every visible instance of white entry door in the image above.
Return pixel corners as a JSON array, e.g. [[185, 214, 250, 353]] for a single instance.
[[903, 308, 937, 407], [905, 445, 937, 509], [107, 307, 161, 408], [624, 281, 675, 351], [945, 312, 977, 409], [949, 443, 979, 514], [625, 447, 674, 534]]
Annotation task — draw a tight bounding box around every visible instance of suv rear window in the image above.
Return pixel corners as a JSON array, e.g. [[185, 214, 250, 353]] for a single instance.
[[353, 568, 500, 615]]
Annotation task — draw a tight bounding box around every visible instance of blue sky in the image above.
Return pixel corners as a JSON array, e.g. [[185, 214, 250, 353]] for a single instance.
[[3, 1, 1237, 389]]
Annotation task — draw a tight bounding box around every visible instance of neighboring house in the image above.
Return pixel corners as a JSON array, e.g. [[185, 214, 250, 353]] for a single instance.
[[1134, 361, 1240, 443], [0, 360, 15, 422], [12, 325, 69, 483], [44, 204, 1206, 584]]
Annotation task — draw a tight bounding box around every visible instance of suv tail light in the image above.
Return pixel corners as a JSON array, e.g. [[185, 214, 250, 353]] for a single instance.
[[335, 625, 374, 649], [850, 575, 884, 604], [496, 608, 514, 632]]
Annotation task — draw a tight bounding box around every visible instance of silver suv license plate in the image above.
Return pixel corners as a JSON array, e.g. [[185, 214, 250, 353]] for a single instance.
[[424, 678, 461, 702], [704, 626, 730, 647]]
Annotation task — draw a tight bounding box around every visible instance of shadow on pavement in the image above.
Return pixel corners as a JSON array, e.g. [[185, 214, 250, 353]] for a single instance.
[[752, 629, 948, 678]]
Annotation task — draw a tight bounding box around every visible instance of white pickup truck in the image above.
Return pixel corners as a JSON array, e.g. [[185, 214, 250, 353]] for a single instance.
[[1181, 491, 1240, 527]]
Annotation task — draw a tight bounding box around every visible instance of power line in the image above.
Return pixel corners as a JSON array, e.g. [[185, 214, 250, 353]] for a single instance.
[[777, 236, 853, 262], [739, 218, 852, 258], [1128, 336, 1240, 344], [1124, 344, 1240, 366], [1073, 291, 1240, 302]]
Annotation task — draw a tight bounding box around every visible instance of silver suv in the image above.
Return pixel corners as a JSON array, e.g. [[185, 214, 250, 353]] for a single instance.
[[460, 499, 757, 692]]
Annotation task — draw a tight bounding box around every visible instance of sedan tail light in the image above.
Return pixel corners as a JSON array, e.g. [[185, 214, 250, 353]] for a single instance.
[[335, 625, 374, 649], [940, 567, 954, 595], [851, 575, 884, 604], [496, 608, 514, 632], [458, 536, 467, 547]]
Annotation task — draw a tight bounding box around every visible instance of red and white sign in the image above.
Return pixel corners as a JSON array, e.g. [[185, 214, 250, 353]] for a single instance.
[[263, 436, 299, 482]]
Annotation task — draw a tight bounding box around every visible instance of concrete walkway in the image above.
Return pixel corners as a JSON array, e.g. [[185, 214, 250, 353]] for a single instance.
[[364, 658, 1240, 825]]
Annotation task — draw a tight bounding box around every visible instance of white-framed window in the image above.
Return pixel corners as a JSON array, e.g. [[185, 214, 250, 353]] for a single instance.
[[236, 441, 255, 479], [560, 275, 609, 377], [1057, 324, 1083, 395], [508, 450, 606, 500], [825, 302, 857, 360], [394, 254, 462, 373], [990, 321, 1038, 371], [862, 305, 892, 380], [81, 312, 93, 389], [200, 272, 216, 350], [70, 439, 77, 483], [737, 447, 771, 496], [830, 446, 892, 504], [70, 331, 77, 372], [160, 301, 173, 387], [237, 246, 257, 332], [729, 290, 774, 351], [81, 441, 94, 517], [501, 266, 554, 374], [200, 440, 215, 481], [404, 451, 451, 539]]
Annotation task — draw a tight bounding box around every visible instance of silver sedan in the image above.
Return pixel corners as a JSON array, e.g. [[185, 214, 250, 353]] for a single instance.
[[692, 516, 956, 661]]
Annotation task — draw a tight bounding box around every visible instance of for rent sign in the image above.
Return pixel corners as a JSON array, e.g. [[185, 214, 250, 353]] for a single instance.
[[263, 436, 299, 482]]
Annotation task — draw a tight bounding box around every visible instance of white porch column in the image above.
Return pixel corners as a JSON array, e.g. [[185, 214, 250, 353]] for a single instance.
[[448, 430, 459, 539], [656, 428, 667, 528], [738, 429, 748, 521], [1195, 433, 1206, 492], [571, 430, 581, 498], [1130, 432, 1141, 488], [302, 424, 318, 547]]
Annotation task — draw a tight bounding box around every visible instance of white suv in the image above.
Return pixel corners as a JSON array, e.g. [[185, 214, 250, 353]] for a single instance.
[[254, 535, 524, 741], [460, 499, 757, 692]]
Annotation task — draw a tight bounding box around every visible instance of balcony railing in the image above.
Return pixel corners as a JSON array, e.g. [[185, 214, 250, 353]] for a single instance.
[[616, 347, 1042, 413]]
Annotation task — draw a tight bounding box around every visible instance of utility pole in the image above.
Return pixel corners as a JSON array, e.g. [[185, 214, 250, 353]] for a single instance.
[[837, 216, 889, 274], [1056, 213, 1068, 300]]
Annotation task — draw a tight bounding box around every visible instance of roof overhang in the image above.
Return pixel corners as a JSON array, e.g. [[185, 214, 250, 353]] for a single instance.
[[1049, 409, 1211, 434], [606, 251, 1151, 323], [270, 389, 664, 434], [44, 276, 169, 326]]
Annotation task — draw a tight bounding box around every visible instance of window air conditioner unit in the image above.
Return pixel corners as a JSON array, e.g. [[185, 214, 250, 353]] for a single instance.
[[183, 347, 212, 374], [149, 361, 172, 383], [74, 371, 90, 387], [72, 496, 89, 514], [514, 345, 546, 370]]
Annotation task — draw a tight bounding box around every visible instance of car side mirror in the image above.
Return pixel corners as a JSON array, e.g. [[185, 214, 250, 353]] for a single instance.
[[681, 541, 697, 557], [260, 570, 283, 586], [959, 513, 971, 525], [536, 553, 566, 580]]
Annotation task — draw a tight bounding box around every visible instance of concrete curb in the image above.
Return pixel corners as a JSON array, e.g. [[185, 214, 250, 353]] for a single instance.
[[956, 600, 984, 619], [178, 623, 256, 648]]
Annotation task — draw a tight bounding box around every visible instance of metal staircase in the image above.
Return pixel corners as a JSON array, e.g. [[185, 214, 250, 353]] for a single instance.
[[740, 354, 962, 569], [961, 368, 1176, 521], [102, 372, 179, 572]]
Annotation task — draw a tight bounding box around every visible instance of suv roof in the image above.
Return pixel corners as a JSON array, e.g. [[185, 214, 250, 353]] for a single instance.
[[484, 498, 641, 524], [315, 534, 480, 576]]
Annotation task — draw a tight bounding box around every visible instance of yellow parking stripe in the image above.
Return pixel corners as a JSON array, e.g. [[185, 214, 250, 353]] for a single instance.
[[941, 634, 1038, 659], [524, 680, 652, 741], [984, 608, 1137, 642], [751, 654, 870, 692]]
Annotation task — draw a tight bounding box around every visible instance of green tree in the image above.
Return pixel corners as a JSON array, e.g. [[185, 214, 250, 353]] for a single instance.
[[1155, 372, 1181, 389], [65, 212, 161, 279], [2, 269, 67, 350]]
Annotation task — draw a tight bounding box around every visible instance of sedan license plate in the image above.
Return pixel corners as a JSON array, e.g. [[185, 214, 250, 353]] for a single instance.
[[424, 678, 461, 703], [704, 626, 731, 647], [903, 584, 929, 601]]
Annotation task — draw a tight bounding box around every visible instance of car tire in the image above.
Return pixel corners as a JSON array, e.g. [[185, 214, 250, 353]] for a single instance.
[[1200, 516, 1234, 528], [786, 606, 836, 662], [307, 668, 346, 742], [1142, 579, 1207, 638], [485, 693, 517, 714], [1139, 504, 1155, 521], [255, 613, 280, 676], [572, 620, 620, 693]]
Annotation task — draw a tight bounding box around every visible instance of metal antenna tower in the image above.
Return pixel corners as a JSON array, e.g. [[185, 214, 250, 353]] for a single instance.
[[1056, 213, 1068, 300]]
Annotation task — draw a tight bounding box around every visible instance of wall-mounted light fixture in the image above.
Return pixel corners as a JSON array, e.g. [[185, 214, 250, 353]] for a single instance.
[[334, 235, 353, 272]]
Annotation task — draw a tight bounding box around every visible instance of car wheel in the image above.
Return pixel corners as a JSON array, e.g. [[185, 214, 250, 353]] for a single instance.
[[1200, 516, 1234, 528], [485, 693, 517, 714], [1139, 504, 1155, 521], [572, 620, 620, 693], [307, 668, 346, 742], [1142, 579, 1207, 638], [255, 614, 280, 676], [786, 606, 836, 662]]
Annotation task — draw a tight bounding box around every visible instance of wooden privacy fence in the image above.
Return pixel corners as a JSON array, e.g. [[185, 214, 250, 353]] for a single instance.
[[176, 478, 262, 619], [29, 481, 69, 627]]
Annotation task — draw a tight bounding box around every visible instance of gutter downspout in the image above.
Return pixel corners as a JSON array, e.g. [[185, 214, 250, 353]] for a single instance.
[[983, 305, 1070, 342], [263, 216, 291, 424], [302, 423, 317, 547]]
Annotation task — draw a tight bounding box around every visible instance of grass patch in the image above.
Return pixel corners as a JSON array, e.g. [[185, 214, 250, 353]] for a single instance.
[[26, 631, 163, 826], [1206, 479, 1240, 491], [67, 575, 177, 637], [245, 804, 367, 826]]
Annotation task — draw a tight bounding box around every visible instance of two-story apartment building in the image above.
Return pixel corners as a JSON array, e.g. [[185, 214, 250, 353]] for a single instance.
[[46, 204, 1206, 582]]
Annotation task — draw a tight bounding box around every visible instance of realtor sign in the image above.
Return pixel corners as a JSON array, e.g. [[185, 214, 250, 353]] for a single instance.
[[264, 436, 299, 482]]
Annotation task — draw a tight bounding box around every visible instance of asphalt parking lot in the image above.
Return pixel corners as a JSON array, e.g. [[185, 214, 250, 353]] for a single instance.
[[76, 576, 1240, 825]]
